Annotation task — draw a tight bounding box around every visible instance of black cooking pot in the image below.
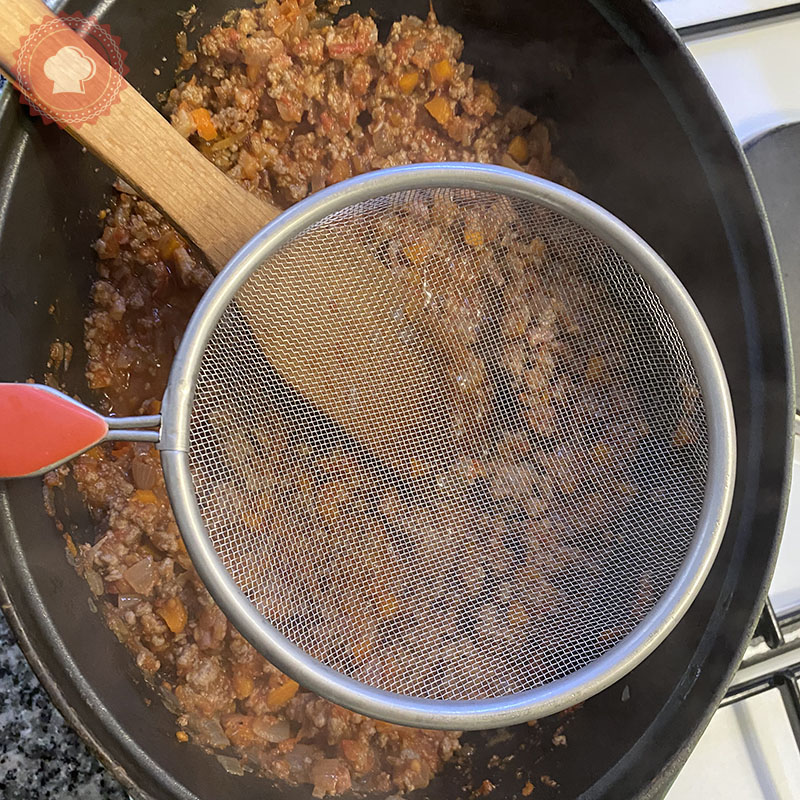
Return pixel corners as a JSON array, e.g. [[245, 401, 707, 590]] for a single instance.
[[0, 0, 792, 797]]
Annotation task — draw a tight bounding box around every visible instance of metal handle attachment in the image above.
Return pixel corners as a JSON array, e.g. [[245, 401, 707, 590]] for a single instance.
[[105, 415, 161, 442]]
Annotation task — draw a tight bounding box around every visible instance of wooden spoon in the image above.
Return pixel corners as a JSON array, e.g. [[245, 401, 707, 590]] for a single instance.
[[0, 0, 447, 464]]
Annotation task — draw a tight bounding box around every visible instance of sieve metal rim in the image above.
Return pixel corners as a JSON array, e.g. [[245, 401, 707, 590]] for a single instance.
[[159, 163, 735, 730]]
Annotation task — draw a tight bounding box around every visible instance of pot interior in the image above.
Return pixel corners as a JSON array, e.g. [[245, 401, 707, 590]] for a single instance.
[[0, 0, 790, 798]]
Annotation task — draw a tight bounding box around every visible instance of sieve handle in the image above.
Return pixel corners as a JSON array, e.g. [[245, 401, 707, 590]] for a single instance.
[[0, 0, 278, 271], [0, 384, 159, 479]]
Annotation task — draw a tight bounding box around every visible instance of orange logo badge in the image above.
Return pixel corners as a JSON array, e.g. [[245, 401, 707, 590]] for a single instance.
[[13, 11, 128, 128]]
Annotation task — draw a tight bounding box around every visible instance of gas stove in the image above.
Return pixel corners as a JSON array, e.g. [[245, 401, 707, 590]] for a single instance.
[[653, 2, 800, 796]]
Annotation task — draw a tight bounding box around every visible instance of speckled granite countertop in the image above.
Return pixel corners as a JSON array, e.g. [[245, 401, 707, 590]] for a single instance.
[[0, 612, 128, 800], [0, 3, 126, 793], [0, 60, 128, 800]]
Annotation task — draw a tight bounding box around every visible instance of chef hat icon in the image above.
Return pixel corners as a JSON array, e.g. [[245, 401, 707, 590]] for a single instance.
[[43, 45, 97, 95]]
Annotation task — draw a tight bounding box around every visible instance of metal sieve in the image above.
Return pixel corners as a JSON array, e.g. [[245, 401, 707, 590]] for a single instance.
[[1, 163, 735, 730]]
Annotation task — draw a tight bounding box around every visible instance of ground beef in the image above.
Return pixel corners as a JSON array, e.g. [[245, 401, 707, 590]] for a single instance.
[[163, 1, 574, 207], [183, 190, 647, 701], [61, 2, 588, 796]]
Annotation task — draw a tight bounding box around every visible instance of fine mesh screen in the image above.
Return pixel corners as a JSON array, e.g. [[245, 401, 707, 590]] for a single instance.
[[187, 188, 709, 701]]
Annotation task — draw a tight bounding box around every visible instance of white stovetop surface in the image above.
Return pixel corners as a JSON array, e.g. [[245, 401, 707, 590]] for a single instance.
[[653, 4, 800, 798], [669, 689, 800, 799], [683, 10, 800, 145], [657, 0, 797, 30], [659, 4, 800, 617]]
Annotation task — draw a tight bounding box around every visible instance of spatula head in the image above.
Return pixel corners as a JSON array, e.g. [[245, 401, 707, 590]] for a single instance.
[[0, 384, 108, 478]]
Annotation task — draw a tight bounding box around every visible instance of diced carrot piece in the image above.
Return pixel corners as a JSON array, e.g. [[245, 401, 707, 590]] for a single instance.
[[134, 489, 158, 504], [430, 59, 453, 84], [111, 441, 130, 458], [508, 602, 529, 627], [352, 640, 371, 661], [158, 231, 183, 261], [232, 667, 255, 700], [464, 228, 484, 248], [592, 442, 612, 464], [399, 70, 420, 94], [471, 459, 487, 477], [474, 79, 496, 99], [267, 678, 299, 709], [157, 596, 188, 634], [377, 594, 399, 619], [673, 420, 694, 448], [403, 241, 429, 265], [507, 135, 529, 164], [409, 457, 427, 477], [191, 108, 217, 141], [425, 96, 452, 125], [559, 476, 577, 495], [64, 533, 78, 558], [585, 354, 606, 383], [224, 714, 258, 747], [176, 731, 189, 743], [241, 509, 267, 530]]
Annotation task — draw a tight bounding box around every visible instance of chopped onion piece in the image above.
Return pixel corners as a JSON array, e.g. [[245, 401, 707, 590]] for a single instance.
[[84, 569, 105, 597], [216, 754, 245, 776], [124, 557, 156, 595], [187, 715, 231, 749], [254, 717, 291, 743]]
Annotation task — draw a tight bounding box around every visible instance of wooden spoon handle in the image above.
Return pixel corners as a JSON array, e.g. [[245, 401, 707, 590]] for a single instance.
[[0, 0, 449, 466], [0, 0, 277, 271]]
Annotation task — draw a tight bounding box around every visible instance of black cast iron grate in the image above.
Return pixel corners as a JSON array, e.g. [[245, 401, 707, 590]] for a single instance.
[[724, 599, 800, 751]]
